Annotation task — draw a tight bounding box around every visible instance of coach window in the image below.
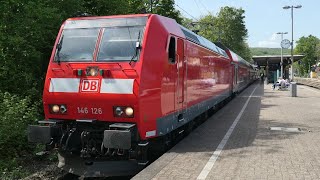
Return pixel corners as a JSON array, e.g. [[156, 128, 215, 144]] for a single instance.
[[168, 36, 176, 64]]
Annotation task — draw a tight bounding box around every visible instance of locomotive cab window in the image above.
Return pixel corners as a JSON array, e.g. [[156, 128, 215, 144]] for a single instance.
[[98, 26, 145, 61], [54, 29, 100, 62], [168, 36, 176, 64], [54, 17, 147, 62]]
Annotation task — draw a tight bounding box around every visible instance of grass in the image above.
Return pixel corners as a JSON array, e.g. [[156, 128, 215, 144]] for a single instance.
[[0, 145, 58, 180]]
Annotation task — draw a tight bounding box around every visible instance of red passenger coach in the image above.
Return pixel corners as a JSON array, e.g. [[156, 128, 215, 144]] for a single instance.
[[215, 42, 254, 93], [28, 14, 253, 177]]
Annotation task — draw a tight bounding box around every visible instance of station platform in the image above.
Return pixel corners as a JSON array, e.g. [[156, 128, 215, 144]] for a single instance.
[[133, 82, 320, 180]]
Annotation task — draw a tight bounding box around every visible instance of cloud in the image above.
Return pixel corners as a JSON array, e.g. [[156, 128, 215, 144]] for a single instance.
[[257, 33, 282, 48], [258, 41, 280, 48], [270, 33, 278, 41]]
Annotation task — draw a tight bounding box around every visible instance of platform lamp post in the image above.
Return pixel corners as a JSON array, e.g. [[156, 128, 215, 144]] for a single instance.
[[283, 5, 302, 81], [277, 32, 288, 78]]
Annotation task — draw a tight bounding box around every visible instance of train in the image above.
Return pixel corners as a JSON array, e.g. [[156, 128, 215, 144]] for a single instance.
[[28, 14, 258, 177]]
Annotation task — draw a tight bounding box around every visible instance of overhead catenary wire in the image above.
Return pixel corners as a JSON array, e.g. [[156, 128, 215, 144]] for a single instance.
[[174, 3, 199, 21], [197, 0, 211, 15], [193, 0, 204, 17]]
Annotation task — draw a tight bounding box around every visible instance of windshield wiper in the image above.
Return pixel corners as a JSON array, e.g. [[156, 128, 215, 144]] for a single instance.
[[56, 35, 64, 65], [129, 31, 141, 65]]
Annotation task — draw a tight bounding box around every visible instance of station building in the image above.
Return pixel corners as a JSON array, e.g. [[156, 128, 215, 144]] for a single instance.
[[253, 55, 304, 83]]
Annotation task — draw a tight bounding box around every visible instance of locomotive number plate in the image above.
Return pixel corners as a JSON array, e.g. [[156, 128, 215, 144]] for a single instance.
[[77, 107, 103, 114]]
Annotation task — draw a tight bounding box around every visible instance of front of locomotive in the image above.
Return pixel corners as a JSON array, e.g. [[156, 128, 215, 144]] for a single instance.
[[28, 14, 150, 177]]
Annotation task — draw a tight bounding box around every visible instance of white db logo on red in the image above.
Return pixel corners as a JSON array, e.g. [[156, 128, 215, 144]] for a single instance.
[[81, 79, 99, 92]]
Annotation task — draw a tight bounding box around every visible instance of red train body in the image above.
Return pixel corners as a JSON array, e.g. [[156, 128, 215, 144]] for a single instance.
[[28, 14, 257, 177]]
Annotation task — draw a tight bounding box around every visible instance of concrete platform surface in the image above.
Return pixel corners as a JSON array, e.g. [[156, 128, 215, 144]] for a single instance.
[[132, 82, 320, 180]]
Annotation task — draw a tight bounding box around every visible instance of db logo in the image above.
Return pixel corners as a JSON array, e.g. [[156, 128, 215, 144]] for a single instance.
[[80, 79, 100, 92]]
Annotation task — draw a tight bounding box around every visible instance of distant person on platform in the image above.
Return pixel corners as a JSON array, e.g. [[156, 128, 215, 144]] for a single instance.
[[285, 78, 290, 88], [273, 77, 286, 90], [279, 78, 286, 89], [260, 73, 264, 81], [273, 78, 280, 90]]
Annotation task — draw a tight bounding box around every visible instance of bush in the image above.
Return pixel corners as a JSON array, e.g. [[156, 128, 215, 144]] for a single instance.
[[0, 91, 41, 171]]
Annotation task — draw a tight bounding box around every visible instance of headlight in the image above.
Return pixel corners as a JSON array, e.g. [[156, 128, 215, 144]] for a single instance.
[[60, 105, 67, 113], [52, 105, 60, 113], [115, 107, 123, 116], [50, 104, 67, 114], [125, 107, 134, 116], [114, 106, 134, 118], [87, 67, 98, 76], [90, 68, 97, 76]]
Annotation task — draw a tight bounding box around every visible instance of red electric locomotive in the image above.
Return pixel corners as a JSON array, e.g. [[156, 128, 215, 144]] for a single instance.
[[28, 14, 255, 177]]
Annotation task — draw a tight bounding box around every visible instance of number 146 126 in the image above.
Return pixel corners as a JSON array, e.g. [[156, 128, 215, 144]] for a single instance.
[[77, 107, 102, 114]]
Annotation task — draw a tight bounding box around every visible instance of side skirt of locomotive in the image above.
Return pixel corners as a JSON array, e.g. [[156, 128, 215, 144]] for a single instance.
[[156, 90, 232, 137]]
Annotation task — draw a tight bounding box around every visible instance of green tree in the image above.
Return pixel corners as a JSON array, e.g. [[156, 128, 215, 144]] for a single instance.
[[0, 0, 91, 97], [82, 0, 131, 15], [198, 7, 251, 61], [198, 13, 216, 40], [295, 35, 320, 76], [240, 42, 253, 63], [0, 92, 40, 168], [128, 0, 147, 14], [181, 17, 194, 29], [315, 42, 320, 61], [152, 0, 182, 23], [0, 1, 83, 173], [1, 1, 62, 98], [250, 48, 291, 56], [81, 0, 182, 23]]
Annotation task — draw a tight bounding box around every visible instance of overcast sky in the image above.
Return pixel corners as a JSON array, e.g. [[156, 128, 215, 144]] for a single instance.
[[175, 0, 318, 48]]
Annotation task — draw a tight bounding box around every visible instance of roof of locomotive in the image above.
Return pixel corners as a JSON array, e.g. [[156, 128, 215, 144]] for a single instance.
[[179, 26, 228, 58], [215, 42, 252, 67], [66, 13, 150, 21]]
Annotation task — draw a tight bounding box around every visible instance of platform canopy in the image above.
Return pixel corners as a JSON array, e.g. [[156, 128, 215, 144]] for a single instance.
[[253, 55, 304, 67]]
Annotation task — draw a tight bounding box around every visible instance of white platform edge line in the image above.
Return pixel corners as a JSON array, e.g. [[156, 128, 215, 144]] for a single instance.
[[197, 86, 258, 180]]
